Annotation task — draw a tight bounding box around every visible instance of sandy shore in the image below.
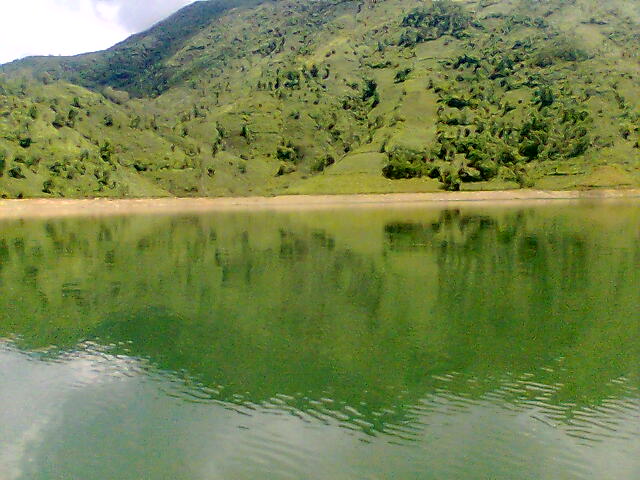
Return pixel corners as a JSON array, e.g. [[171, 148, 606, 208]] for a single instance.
[[0, 189, 638, 219]]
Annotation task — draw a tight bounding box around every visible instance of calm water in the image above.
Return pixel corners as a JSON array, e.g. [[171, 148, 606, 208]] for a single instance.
[[1, 201, 639, 480]]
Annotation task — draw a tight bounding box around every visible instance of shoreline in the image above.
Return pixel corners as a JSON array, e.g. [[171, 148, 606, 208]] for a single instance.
[[0, 188, 639, 219]]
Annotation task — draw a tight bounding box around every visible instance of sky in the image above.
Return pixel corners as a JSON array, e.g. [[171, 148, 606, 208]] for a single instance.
[[0, 0, 197, 64]]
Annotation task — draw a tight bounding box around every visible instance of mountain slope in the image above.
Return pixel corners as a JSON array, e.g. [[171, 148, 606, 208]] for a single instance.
[[2, 0, 265, 97], [0, 0, 639, 199]]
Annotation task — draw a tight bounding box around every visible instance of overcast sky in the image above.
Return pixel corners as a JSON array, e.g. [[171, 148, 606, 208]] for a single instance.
[[0, 0, 197, 64]]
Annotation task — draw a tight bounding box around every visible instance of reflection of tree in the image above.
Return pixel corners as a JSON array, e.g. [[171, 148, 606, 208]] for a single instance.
[[0, 207, 638, 437], [384, 208, 639, 408]]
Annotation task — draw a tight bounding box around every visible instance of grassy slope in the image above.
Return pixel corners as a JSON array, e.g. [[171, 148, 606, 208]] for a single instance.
[[0, 0, 639, 198]]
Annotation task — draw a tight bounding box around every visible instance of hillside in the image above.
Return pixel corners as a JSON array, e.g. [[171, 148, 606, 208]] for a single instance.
[[1, 0, 639, 198]]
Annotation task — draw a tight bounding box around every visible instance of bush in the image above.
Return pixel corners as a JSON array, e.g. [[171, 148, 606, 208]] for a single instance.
[[440, 168, 461, 191], [383, 160, 425, 179], [567, 136, 590, 157], [362, 79, 377, 101], [67, 109, 79, 127], [312, 155, 335, 173], [0, 150, 6, 177], [52, 113, 66, 129], [519, 140, 541, 160], [394, 68, 412, 84], [42, 179, 54, 194], [99, 141, 114, 162], [283, 71, 300, 89], [444, 95, 471, 109], [533, 87, 554, 108], [400, 1, 472, 45], [276, 142, 301, 163], [130, 116, 141, 129], [382, 147, 429, 179], [240, 124, 253, 142], [514, 167, 535, 188], [8, 166, 25, 179], [533, 39, 589, 67], [458, 165, 482, 182], [475, 159, 499, 180], [276, 161, 296, 176]]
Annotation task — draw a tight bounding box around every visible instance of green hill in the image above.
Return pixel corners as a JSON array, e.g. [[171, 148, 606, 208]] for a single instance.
[[1, 0, 639, 198]]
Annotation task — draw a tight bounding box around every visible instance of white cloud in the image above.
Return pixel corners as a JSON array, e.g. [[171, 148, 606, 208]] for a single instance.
[[0, 0, 196, 64], [100, 0, 197, 32]]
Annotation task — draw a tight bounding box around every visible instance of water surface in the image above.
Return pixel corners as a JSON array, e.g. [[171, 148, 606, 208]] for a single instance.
[[1, 200, 639, 479]]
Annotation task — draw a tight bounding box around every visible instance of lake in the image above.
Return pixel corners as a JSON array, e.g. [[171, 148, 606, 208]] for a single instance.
[[0, 200, 639, 479]]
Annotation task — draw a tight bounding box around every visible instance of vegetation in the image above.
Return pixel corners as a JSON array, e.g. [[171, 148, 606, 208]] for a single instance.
[[0, 0, 638, 198]]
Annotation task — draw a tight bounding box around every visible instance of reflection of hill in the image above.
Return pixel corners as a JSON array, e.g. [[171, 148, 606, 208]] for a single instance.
[[0, 203, 638, 434]]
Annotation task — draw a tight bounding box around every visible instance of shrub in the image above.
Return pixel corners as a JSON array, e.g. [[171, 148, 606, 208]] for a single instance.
[[497, 147, 519, 165], [312, 155, 335, 173], [440, 167, 461, 191], [67, 109, 79, 127], [362, 79, 378, 101], [567, 136, 590, 157], [458, 165, 482, 182], [382, 147, 429, 179], [400, 1, 472, 45], [444, 95, 471, 109], [8, 166, 25, 179], [519, 140, 541, 160], [276, 142, 301, 163], [276, 161, 296, 176], [394, 68, 412, 84], [533, 39, 589, 67], [514, 167, 535, 188], [283, 71, 300, 89], [533, 87, 554, 108], [475, 159, 499, 180], [99, 141, 114, 162], [240, 124, 253, 142], [52, 113, 66, 129], [383, 160, 424, 179], [0, 150, 6, 177]]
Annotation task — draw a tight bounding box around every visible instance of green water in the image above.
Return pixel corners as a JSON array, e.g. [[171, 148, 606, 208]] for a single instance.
[[0, 201, 639, 480]]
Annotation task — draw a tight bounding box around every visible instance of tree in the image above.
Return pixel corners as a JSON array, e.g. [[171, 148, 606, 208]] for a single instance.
[[52, 113, 66, 129], [100, 141, 114, 162], [362, 79, 377, 101]]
